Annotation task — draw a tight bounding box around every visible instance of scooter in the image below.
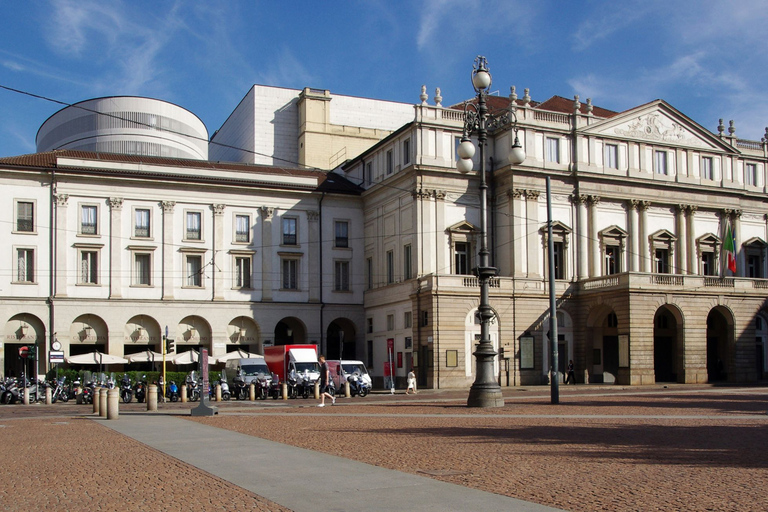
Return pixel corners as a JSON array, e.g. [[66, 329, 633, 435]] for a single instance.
[[348, 372, 370, 397], [232, 371, 248, 400], [210, 378, 231, 401], [134, 376, 146, 403], [120, 374, 133, 403], [186, 372, 200, 402], [286, 370, 299, 399], [269, 373, 281, 399], [1, 378, 19, 404], [167, 381, 180, 402], [255, 374, 271, 400], [300, 370, 314, 399]]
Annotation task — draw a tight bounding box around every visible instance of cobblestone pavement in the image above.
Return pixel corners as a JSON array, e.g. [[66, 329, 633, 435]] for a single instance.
[[1, 385, 766, 511]]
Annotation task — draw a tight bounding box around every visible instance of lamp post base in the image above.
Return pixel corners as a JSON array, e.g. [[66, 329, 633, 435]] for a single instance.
[[467, 383, 504, 408]]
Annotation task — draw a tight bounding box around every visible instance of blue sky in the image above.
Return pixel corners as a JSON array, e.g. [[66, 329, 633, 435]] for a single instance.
[[1, 0, 767, 158]]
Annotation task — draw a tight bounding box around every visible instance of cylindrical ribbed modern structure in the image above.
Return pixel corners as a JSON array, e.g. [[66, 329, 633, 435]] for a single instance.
[[36, 96, 208, 160]]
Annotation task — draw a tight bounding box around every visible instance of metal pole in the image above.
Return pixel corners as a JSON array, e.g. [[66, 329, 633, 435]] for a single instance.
[[547, 176, 559, 404], [467, 57, 504, 407]]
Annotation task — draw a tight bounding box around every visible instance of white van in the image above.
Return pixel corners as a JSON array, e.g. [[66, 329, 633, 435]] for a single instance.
[[327, 360, 372, 391], [225, 357, 271, 386]]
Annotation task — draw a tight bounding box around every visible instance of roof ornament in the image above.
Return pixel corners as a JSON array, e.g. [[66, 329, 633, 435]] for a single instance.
[[763, 127, 768, 144], [509, 86, 518, 103], [573, 95, 581, 114], [586, 98, 593, 116], [522, 88, 531, 107], [728, 120, 736, 137], [420, 85, 428, 105], [434, 87, 442, 107], [717, 119, 725, 137]]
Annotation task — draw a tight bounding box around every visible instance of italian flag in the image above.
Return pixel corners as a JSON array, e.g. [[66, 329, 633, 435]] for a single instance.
[[724, 222, 736, 274]]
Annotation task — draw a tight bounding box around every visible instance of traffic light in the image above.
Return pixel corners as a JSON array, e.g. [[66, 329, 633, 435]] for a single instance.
[[166, 338, 175, 353], [27, 345, 36, 359]]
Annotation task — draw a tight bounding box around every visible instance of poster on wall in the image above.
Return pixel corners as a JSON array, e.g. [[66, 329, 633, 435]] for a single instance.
[[619, 335, 629, 368], [520, 336, 534, 369]]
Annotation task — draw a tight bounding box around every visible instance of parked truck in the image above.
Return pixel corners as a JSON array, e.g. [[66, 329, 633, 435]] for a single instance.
[[264, 344, 320, 384]]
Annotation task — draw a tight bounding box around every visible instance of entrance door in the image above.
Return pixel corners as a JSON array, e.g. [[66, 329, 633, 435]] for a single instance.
[[654, 336, 675, 382], [603, 336, 618, 384]]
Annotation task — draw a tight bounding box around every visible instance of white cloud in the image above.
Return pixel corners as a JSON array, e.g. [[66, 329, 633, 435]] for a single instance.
[[255, 47, 316, 89]]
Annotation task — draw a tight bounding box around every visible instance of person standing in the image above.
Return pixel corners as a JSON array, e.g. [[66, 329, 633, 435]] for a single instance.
[[565, 360, 575, 385], [406, 368, 417, 394], [317, 355, 335, 407]]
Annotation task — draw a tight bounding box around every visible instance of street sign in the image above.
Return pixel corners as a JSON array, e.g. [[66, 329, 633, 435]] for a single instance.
[[49, 351, 65, 363], [18, 346, 29, 358]]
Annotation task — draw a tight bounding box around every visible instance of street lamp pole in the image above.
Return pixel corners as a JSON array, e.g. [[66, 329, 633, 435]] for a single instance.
[[458, 56, 525, 407]]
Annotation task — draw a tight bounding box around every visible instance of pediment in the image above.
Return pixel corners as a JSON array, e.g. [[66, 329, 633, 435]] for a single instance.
[[697, 232, 721, 245], [742, 236, 768, 247], [446, 220, 477, 233], [581, 100, 736, 153], [599, 225, 628, 239], [650, 228, 677, 242], [539, 220, 572, 234]]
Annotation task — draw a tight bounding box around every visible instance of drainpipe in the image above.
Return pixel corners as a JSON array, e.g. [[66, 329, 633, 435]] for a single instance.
[[47, 168, 57, 381], [318, 192, 325, 355]]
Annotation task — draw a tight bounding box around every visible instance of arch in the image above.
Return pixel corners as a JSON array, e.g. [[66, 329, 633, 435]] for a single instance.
[[70, 314, 109, 356], [176, 316, 212, 350], [755, 312, 768, 379], [585, 304, 619, 384], [706, 306, 734, 382], [227, 316, 261, 354], [274, 317, 307, 346], [326, 318, 357, 360], [464, 307, 500, 379], [3, 313, 46, 379], [124, 315, 161, 354], [653, 304, 684, 383]]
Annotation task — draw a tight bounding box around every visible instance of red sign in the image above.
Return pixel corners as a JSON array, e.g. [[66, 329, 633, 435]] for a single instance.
[[18, 346, 29, 358], [387, 338, 394, 352]]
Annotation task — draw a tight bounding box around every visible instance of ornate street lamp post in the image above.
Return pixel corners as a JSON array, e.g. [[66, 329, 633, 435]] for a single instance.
[[457, 56, 525, 407]]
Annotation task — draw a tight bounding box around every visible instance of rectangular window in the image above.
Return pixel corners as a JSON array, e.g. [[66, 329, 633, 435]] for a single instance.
[[421, 310, 429, 327], [402, 138, 411, 165], [282, 217, 297, 245], [186, 211, 202, 240], [605, 246, 619, 275], [134, 208, 150, 238], [16, 201, 34, 232], [80, 251, 98, 284], [81, 205, 98, 235], [387, 314, 395, 331], [404, 311, 412, 329], [553, 241, 564, 279], [604, 144, 618, 169], [701, 252, 715, 276], [16, 248, 34, 282], [235, 215, 250, 243], [386, 250, 394, 284], [134, 253, 151, 285], [403, 244, 412, 280], [282, 258, 298, 289], [701, 157, 713, 180], [546, 137, 560, 163], [454, 242, 469, 275], [366, 257, 373, 290], [235, 256, 252, 288], [746, 163, 757, 186], [365, 162, 373, 185], [655, 150, 668, 175], [335, 221, 349, 248], [334, 260, 350, 291], [386, 149, 393, 175], [366, 318, 373, 334], [747, 254, 762, 278], [186, 255, 203, 287], [655, 249, 669, 274]]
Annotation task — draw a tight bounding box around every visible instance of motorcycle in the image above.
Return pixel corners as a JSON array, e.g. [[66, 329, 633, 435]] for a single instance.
[[232, 371, 248, 400], [120, 374, 133, 403], [255, 374, 270, 400], [134, 376, 146, 403], [347, 372, 370, 397], [286, 370, 299, 399], [1, 378, 19, 404], [186, 372, 200, 402], [167, 381, 180, 402], [210, 378, 231, 401], [51, 377, 69, 403], [299, 370, 315, 399], [269, 373, 281, 399]]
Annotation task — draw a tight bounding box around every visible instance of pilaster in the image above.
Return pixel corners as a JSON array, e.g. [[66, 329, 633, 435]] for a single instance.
[[54, 194, 69, 297], [161, 201, 176, 300], [307, 210, 320, 302], [212, 204, 226, 300], [260, 207, 274, 301], [108, 197, 123, 298]]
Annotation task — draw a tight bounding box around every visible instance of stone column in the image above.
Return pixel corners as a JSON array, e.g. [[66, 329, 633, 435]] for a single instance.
[[212, 204, 226, 300], [525, 190, 540, 278], [434, 190, 446, 275], [260, 207, 274, 301], [575, 194, 589, 279], [109, 197, 123, 298], [511, 190, 526, 277], [54, 194, 69, 297], [588, 196, 600, 277], [675, 204, 687, 275], [413, 189, 434, 277], [686, 205, 697, 274], [161, 201, 176, 300], [307, 210, 320, 302], [638, 201, 650, 272], [627, 200, 639, 272]]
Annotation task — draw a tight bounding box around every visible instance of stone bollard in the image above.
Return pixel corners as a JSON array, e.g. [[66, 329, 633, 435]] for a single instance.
[[147, 384, 158, 412], [344, 380, 351, 398], [45, 386, 52, 405], [282, 382, 288, 401], [215, 383, 221, 402], [314, 381, 320, 399], [583, 369, 589, 385], [107, 388, 119, 420], [92, 388, 100, 414], [23, 387, 30, 405], [181, 384, 187, 403], [99, 388, 108, 418], [249, 383, 255, 401]]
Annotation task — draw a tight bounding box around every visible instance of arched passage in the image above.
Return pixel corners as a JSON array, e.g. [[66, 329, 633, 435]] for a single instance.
[[585, 305, 618, 384], [326, 318, 357, 360], [654, 305, 683, 383], [3, 313, 45, 378], [227, 316, 261, 354], [274, 318, 306, 346], [706, 306, 734, 382]]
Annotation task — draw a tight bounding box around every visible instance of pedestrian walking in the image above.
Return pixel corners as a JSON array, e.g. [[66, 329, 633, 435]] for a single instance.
[[565, 360, 575, 385], [317, 355, 335, 407], [406, 368, 417, 394]]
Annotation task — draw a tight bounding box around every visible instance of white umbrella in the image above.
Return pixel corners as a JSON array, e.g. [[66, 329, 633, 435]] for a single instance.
[[216, 348, 262, 364], [171, 349, 214, 365], [66, 351, 128, 365], [127, 350, 164, 363]]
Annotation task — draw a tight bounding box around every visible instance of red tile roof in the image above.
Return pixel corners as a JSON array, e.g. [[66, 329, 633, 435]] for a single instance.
[[450, 94, 617, 119]]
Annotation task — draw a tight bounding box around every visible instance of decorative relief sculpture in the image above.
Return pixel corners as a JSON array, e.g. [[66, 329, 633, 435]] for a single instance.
[[614, 112, 701, 146]]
